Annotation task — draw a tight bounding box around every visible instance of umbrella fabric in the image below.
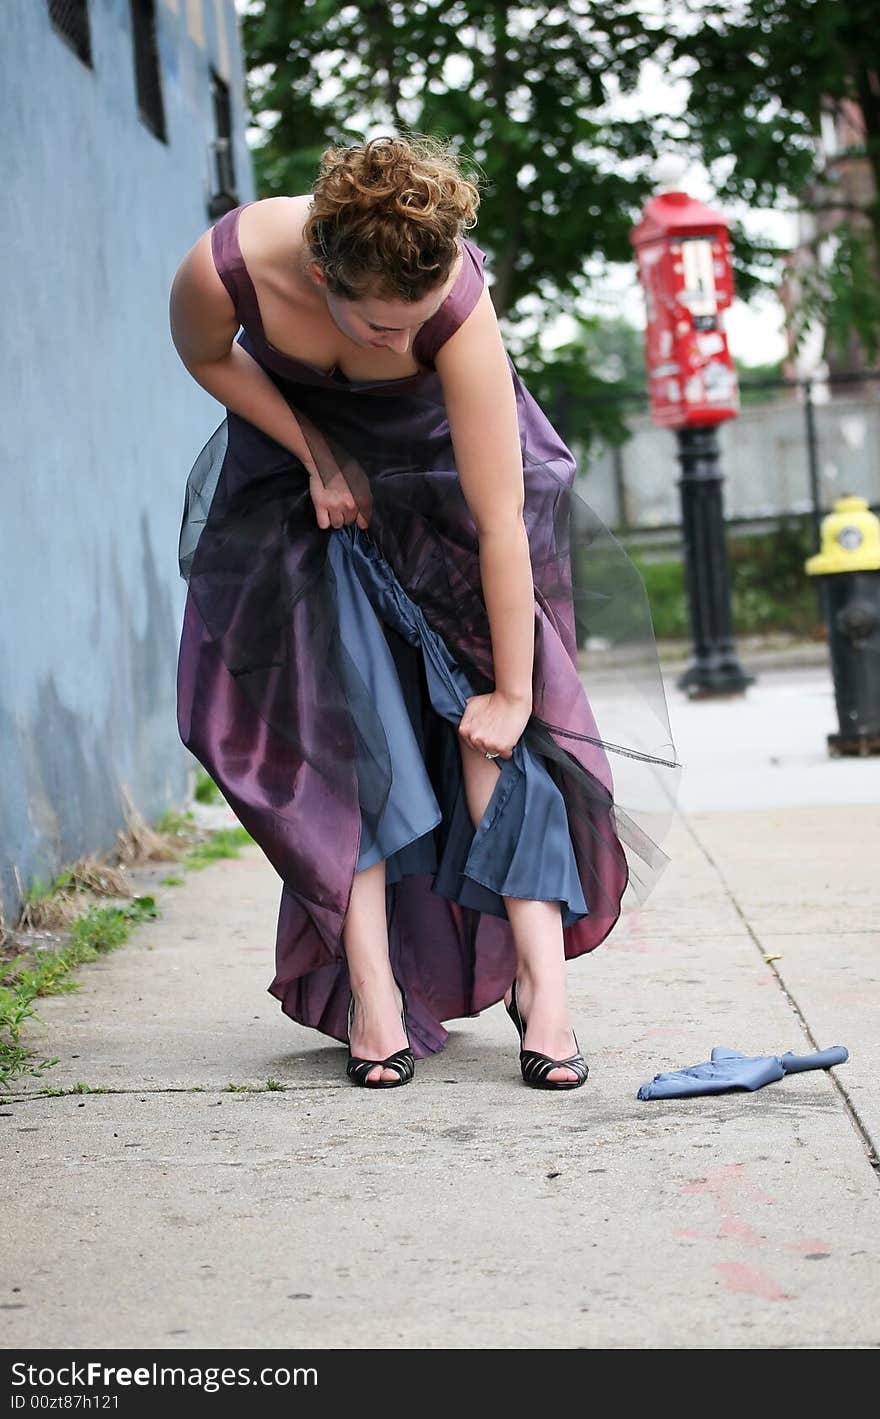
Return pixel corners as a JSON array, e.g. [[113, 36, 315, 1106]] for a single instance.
[[637, 1045, 849, 1100]]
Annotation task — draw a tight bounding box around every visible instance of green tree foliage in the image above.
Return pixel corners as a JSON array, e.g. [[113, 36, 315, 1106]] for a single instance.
[[672, 1, 879, 224], [241, 1, 674, 321], [241, 1, 879, 367], [671, 0, 880, 362], [789, 223, 880, 364], [511, 317, 648, 451]]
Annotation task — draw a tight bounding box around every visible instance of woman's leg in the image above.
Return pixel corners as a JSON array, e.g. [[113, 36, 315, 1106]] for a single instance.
[[342, 858, 409, 1083], [460, 740, 580, 1084]]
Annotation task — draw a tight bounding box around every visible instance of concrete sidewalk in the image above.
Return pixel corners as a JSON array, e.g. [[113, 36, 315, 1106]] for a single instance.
[[2, 664, 879, 1349]]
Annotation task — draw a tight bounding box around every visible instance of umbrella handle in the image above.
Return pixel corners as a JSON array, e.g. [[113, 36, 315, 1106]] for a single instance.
[[780, 1046, 849, 1074]]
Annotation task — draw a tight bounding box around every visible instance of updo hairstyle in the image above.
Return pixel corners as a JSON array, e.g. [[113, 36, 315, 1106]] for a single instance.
[[302, 133, 481, 303]]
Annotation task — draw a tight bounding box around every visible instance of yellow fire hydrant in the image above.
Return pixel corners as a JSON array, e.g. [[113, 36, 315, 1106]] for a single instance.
[[805, 495, 880, 756]]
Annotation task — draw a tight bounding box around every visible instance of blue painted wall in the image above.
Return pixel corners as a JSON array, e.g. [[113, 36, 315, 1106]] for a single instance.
[[0, 0, 253, 924]]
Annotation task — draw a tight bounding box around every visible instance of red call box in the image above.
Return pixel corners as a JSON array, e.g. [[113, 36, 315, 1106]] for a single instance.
[[630, 191, 740, 429]]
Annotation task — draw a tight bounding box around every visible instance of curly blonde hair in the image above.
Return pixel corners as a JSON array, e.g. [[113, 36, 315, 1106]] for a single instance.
[[303, 133, 482, 302]]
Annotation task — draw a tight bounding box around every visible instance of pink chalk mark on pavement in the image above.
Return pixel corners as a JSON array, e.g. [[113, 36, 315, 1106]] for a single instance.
[[675, 1165, 831, 1266], [681, 1163, 775, 1207], [608, 911, 652, 954], [715, 1262, 792, 1302], [675, 1222, 832, 1253]]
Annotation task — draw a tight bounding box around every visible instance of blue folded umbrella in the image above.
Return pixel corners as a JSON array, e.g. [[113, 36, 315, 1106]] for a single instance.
[[637, 1045, 849, 1100]]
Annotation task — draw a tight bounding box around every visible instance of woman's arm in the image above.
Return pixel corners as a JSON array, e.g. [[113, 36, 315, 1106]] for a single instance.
[[169, 230, 320, 468], [436, 285, 534, 752], [169, 231, 367, 530]]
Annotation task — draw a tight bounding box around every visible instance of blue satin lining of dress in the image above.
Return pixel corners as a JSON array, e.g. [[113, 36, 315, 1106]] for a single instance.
[[326, 525, 590, 927]]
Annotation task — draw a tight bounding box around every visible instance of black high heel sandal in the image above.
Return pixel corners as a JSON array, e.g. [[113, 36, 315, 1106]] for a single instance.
[[505, 978, 589, 1090], [346, 981, 415, 1088]]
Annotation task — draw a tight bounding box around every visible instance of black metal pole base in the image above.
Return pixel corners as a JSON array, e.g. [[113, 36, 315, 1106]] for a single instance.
[[677, 655, 755, 698], [827, 730, 880, 757], [817, 571, 880, 752], [674, 425, 756, 699]]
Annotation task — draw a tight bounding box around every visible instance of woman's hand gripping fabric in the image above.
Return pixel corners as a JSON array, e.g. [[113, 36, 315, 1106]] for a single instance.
[[296, 410, 373, 531], [457, 688, 531, 761], [309, 469, 370, 530]]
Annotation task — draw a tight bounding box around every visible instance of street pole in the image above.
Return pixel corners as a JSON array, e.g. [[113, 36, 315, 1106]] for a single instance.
[[675, 425, 755, 697], [631, 187, 757, 701], [803, 379, 823, 550]]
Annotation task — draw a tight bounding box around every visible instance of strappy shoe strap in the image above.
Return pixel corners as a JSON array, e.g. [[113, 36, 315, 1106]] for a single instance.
[[346, 1048, 415, 1087], [345, 985, 414, 1087], [506, 991, 525, 1045], [508, 981, 588, 1088], [519, 1047, 590, 1089]]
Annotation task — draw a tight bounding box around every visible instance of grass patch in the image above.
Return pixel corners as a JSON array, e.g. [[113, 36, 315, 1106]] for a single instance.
[[223, 1079, 288, 1093], [155, 808, 196, 837], [1, 789, 254, 1092], [195, 769, 224, 805], [624, 519, 824, 641], [40, 1082, 115, 1096], [0, 898, 158, 1091], [184, 827, 254, 871], [16, 859, 136, 934]]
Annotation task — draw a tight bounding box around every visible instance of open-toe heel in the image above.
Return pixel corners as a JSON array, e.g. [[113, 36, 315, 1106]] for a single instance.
[[505, 978, 589, 1090], [346, 981, 415, 1088]]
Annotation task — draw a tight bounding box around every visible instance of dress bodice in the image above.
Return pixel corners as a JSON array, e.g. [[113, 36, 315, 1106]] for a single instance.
[[209, 200, 487, 390]]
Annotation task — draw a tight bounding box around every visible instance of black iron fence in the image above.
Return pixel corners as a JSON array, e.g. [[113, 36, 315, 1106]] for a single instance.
[[576, 368, 880, 559]]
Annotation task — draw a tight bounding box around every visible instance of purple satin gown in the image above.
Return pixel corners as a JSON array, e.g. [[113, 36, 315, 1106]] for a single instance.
[[176, 202, 682, 1059]]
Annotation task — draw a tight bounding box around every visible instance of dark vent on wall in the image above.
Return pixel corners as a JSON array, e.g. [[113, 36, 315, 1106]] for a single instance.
[[48, 0, 93, 66], [207, 69, 239, 217], [130, 0, 167, 143]]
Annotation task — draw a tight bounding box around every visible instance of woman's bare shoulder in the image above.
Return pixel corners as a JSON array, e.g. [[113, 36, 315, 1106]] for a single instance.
[[237, 195, 315, 291], [435, 284, 502, 371], [241, 193, 310, 231]]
